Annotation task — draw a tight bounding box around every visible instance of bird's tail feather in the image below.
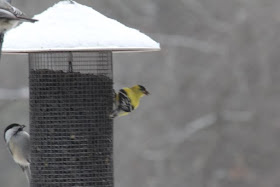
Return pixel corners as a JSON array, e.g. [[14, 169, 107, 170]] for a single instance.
[[0, 33, 4, 61], [24, 165, 31, 184], [110, 108, 120, 118], [17, 16, 38, 23]]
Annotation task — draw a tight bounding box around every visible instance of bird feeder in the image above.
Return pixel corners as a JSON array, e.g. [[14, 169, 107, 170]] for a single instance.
[[3, 1, 159, 187]]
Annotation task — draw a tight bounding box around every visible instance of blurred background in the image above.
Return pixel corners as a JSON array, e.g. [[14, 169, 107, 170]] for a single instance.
[[1, 0, 280, 187]]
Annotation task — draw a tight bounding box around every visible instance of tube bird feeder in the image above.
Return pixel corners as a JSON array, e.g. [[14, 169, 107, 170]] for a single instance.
[[3, 1, 159, 187]]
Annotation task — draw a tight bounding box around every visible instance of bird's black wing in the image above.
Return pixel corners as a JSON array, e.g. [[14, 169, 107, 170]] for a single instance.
[[119, 89, 133, 112], [0, 1, 37, 22], [0, 9, 17, 19]]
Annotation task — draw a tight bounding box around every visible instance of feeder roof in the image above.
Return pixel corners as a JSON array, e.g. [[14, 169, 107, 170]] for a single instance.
[[2, 0, 160, 53]]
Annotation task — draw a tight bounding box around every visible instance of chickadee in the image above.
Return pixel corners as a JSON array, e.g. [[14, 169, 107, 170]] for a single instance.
[[4, 123, 31, 183], [110, 85, 150, 118], [0, 0, 37, 33], [0, 0, 37, 60]]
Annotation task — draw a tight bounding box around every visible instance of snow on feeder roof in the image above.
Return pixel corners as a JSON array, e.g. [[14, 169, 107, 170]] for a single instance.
[[2, 0, 160, 53]]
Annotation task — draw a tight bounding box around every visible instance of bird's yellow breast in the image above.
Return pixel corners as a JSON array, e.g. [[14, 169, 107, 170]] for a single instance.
[[123, 87, 141, 109]]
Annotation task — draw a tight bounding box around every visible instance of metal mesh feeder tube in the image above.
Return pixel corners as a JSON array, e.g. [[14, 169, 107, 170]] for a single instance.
[[29, 51, 113, 187]]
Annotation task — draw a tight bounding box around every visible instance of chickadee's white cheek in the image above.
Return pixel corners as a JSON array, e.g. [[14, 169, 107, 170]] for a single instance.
[[5, 129, 16, 142]]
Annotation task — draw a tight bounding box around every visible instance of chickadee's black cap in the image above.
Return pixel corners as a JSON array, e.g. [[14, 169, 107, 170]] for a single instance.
[[4, 123, 21, 141]]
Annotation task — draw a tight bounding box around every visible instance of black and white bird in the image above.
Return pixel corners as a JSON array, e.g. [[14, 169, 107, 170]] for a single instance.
[[4, 123, 31, 183], [0, 0, 37, 33], [0, 0, 37, 59]]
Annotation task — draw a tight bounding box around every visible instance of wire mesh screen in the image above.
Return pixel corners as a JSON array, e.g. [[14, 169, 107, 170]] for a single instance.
[[29, 51, 113, 187]]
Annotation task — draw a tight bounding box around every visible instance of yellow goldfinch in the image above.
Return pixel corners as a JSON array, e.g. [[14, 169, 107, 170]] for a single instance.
[[110, 85, 150, 118]]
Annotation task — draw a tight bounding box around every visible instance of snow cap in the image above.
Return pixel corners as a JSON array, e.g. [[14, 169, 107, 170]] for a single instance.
[[2, 0, 160, 53]]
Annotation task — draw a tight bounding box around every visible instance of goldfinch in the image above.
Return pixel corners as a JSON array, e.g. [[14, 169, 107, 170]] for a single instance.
[[110, 85, 150, 118]]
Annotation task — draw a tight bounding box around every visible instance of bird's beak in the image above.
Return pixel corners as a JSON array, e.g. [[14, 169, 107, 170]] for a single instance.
[[144, 90, 150, 95], [21, 125, 26, 129]]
